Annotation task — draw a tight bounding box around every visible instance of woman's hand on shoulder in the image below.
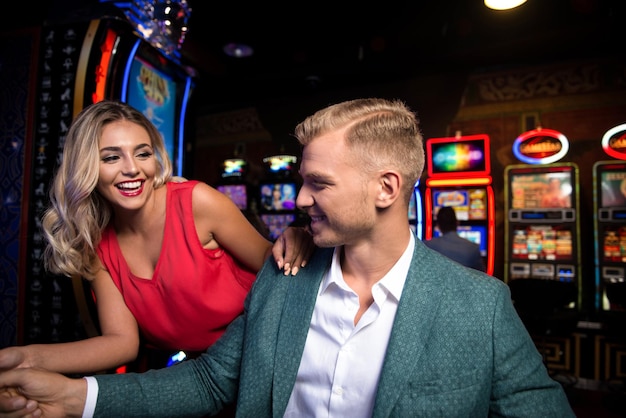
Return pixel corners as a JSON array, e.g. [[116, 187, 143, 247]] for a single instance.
[[272, 226, 315, 276]]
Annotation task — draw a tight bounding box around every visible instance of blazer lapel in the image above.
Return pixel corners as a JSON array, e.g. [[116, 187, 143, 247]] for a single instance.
[[372, 243, 444, 418], [271, 248, 333, 416]]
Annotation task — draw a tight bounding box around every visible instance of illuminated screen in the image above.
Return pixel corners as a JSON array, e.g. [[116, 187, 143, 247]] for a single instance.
[[435, 225, 487, 257], [221, 159, 246, 179], [263, 155, 297, 174], [429, 139, 486, 175], [432, 188, 487, 221], [259, 183, 297, 212], [600, 170, 626, 208], [127, 56, 177, 166], [408, 193, 417, 221], [217, 184, 247, 210], [261, 214, 296, 240], [509, 170, 573, 209], [601, 225, 626, 263], [511, 225, 573, 261]]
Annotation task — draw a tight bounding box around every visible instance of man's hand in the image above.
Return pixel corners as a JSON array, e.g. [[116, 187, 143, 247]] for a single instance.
[[272, 226, 315, 275], [0, 368, 87, 418], [0, 387, 39, 418]]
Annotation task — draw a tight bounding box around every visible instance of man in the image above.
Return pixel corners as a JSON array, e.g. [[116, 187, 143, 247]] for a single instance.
[[0, 98, 574, 417], [424, 206, 486, 272]]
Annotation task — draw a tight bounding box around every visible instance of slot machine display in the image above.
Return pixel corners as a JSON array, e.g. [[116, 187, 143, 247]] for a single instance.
[[423, 134, 495, 275], [409, 182, 424, 239], [216, 158, 249, 211], [258, 155, 299, 241], [593, 123, 626, 312], [77, 9, 195, 176], [504, 128, 581, 311]]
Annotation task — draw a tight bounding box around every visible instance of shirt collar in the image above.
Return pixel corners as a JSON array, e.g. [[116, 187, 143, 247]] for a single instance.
[[320, 232, 415, 302]]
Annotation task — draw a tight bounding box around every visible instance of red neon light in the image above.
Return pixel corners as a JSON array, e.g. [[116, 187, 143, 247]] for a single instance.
[[601, 124, 626, 160], [92, 29, 117, 103], [426, 177, 492, 187]]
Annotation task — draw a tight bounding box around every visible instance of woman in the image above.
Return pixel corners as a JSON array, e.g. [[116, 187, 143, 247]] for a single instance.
[[0, 101, 313, 375]]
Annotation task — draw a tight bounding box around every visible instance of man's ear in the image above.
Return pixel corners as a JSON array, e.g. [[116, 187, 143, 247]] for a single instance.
[[376, 171, 402, 209]]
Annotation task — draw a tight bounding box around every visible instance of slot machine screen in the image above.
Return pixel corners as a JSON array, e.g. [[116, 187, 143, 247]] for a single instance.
[[259, 182, 297, 212], [599, 169, 626, 208], [427, 137, 488, 177], [435, 224, 487, 257], [263, 155, 297, 177], [220, 158, 247, 179], [217, 184, 247, 210], [408, 192, 417, 222], [511, 224, 573, 261], [260, 214, 296, 240], [126, 55, 177, 168], [432, 188, 488, 221], [509, 169, 573, 209], [601, 225, 626, 262]]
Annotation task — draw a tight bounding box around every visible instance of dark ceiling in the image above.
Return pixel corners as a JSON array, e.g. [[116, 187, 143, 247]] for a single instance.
[[179, 0, 624, 103], [5, 0, 625, 106]]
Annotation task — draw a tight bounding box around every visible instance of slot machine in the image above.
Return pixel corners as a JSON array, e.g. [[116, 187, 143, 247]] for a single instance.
[[20, 1, 195, 369], [77, 4, 195, 176], [593, 123, 626, 312], [409, 180, 424, 239], [257, 155, 299, 241], [216, 158, 249, 211], [504, 128, 581, 311], [424, 134, 496, 275]]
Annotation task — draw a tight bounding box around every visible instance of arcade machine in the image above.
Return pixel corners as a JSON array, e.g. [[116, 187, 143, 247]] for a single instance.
[[591, 123, 626, 382], [423, 134, 496, 276], [79, 1, 195, 175], [257, 155, 300, 241], [216, 158, 250, 211], [504, 128, 581, 307], [504, 127, 581, 376], [20, 1, 194, 369], [593, 123, 626, 313], [409, 181, 424, 239]]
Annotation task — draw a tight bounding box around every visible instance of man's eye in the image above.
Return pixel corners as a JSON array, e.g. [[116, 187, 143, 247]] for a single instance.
[[311, 182, 328, 190]]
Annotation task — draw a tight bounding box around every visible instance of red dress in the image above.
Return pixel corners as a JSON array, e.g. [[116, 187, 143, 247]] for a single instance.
[[96, 181, 257, 351]]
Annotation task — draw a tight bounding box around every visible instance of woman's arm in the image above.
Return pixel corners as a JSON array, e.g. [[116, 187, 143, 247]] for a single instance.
[[0, 270, 140, 375], [192, 182, 313, 274]]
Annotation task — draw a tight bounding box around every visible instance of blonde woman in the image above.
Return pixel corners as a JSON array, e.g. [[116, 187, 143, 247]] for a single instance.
[[0, 100, 313, 375]]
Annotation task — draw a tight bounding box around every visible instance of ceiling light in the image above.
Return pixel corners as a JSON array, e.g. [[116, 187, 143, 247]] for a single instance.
[[223, 43, 254, 58], [484, 0, 527, 10]]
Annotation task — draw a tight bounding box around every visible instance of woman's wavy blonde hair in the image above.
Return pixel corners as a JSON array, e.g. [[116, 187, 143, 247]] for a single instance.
[[42, 100, 173, 279]]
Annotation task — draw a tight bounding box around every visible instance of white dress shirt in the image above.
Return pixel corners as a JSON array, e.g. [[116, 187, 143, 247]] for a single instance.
[[284, 234, 414, 417]]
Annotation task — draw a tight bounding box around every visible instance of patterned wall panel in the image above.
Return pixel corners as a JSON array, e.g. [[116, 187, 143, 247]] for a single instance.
[[21, 23, 92, 345], [0, 29, 38, 348]]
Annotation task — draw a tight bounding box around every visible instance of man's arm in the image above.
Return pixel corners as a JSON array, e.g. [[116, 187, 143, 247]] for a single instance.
[[489, 285, 575, 416], [92, 309, 247, 417], [0, 303, 248, 418]]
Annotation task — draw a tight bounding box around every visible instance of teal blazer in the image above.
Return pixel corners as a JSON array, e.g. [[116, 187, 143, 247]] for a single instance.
[[95, 241, 575, 417]]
